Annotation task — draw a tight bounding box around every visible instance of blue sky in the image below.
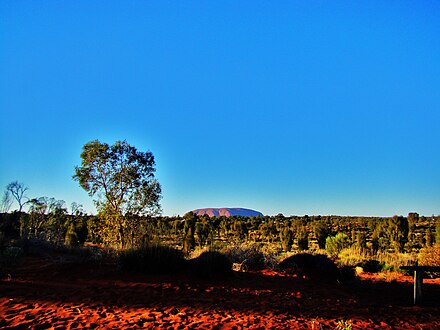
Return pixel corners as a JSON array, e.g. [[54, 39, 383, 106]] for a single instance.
[[1, 1, 439, 216]]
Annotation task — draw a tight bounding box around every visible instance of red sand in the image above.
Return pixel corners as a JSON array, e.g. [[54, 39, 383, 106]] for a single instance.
[[1, 256, 440, 329]]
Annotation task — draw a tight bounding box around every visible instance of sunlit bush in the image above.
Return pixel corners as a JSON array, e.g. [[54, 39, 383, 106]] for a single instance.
[[418, 246, 440, 266], [376, 251, 417, 272], [338, 247, 366, 266]]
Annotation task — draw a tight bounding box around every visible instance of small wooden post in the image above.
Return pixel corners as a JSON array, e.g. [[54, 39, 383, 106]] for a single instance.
[[414, 270, 423, 305]]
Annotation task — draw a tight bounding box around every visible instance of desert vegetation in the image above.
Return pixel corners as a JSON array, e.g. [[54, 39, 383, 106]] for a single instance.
[[2, 189, 440, 279]]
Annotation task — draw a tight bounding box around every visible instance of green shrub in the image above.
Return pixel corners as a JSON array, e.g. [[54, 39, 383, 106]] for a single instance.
[[119, 244, 186, 274], [65, 224, 79, 248], [189, 251, 232, 278], [325, 233, 350, 258]]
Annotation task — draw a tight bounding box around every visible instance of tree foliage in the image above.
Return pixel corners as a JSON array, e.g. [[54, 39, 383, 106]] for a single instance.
[[73, 140, 162, 248]]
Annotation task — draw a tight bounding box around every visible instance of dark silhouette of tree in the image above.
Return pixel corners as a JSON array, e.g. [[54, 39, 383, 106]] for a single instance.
[[6, 181, 29, 212]]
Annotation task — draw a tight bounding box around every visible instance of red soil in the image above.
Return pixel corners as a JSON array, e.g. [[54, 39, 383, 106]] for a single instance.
[[1, 256, 440, 329]]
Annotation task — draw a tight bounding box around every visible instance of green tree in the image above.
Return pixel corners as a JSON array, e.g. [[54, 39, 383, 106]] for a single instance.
[[387, 215, 409, 253], [183, 212, 197, 253], [408, 212, 419, 229], [279, 226, 294, 252], [425, 228, 434, 247], [21, 197, 65, 240], [313, 221, 329, 249], [232, 219, 248, 241], [73, 140, 162, 248], [355, 231, 367, 251], [296, 226, 309, 251], [195, 221, 213, 247]]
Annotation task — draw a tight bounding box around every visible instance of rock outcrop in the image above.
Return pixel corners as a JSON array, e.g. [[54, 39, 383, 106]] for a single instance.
[[192, 208, 263, 218]]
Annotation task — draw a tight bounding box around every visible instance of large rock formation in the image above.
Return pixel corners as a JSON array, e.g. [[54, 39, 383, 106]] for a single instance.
[[192, 208, 263, 218]]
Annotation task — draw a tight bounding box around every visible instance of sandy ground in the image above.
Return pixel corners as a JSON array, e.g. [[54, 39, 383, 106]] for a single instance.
[[1, 255, 440, 329]]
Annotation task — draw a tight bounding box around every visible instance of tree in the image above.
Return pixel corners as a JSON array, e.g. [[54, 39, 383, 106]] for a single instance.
[[279, 226, 294, 251], [313, 221, 329, 249], [296, 226, 309, 251], [6, 181, 29, 212], [0, 189, 13, 213], [183, 212, 197, 253], [73, 140, 162, 248], [387, 215, 409, 253], [21, 197, 66, 240], [425, 228, 434, 248]]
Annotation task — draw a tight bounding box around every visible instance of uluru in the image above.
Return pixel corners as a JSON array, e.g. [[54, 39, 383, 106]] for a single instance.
[[192, 207, 264, 218]]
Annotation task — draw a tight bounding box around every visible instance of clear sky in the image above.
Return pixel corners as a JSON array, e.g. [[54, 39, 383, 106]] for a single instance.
[[1, 1, 439, 217]]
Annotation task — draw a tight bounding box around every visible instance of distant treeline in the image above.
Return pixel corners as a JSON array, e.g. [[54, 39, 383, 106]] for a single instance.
[[1, 207, 439, 255]]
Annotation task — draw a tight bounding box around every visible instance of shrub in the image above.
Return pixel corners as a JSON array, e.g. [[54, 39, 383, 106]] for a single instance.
[[189, 251, 232, 278], [418, 246, 440, 266], [325, 233, 350, 258], [222, 244, 277, 271], [278, 253, 339, 279], [376, 251, 417, 272], [338, 247, 366, 266], [65, 224, 79, 248], [119, 244, 186, 274], [358, 259, 383, 273], [0, 246, 24, 278], [337, 265, 357, 282]]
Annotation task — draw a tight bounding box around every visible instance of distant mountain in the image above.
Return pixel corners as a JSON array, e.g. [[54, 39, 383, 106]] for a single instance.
[[192, 208, 264, 218]]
